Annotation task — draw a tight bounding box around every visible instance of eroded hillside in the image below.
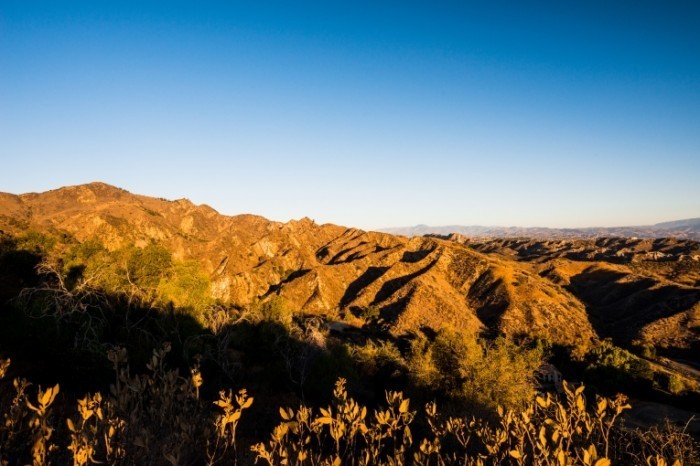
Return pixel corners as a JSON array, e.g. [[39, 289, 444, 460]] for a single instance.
[[0, 182, 599, 346], [443, 235, 700, 361]]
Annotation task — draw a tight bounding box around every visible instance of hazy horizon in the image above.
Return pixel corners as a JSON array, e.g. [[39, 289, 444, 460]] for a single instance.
[[2, 1, 699, 230], [378, 218, 700, 231]]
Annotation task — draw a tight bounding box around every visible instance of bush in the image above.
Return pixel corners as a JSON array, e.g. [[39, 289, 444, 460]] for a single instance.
[[357, 305, 381, 321], [409, 328, 543, 413], [668, 374, 685, 395], [157, 260, 213, 318], [256, 297, 295, 326], [16, 230, 56, 255], [126, 242, 173, 291]]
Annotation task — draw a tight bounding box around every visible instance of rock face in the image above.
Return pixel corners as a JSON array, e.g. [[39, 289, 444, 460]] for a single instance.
[[3, 183, 697, 354]]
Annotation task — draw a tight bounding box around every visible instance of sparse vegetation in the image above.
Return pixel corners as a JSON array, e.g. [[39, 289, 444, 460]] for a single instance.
[[357, 305, 381, 322]]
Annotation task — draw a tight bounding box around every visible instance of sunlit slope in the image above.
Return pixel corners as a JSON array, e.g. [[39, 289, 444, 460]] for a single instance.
[[459, 237, 700, 358], [1, 182, 602, 346]]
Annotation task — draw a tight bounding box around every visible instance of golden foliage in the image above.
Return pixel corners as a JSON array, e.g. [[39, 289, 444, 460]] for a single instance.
[[1, 356, 697, 465]]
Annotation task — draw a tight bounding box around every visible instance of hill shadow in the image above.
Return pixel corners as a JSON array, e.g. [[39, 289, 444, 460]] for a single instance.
[[340, 266, 390, 308], [400, 247, 435, 264], [0, 265, 358, 410], [378, 288, 416, 327], [467, 271, 510, 331], [263, 268, 311, 297], [327, 242, 369, 264], [567, 267, 700, 345], [371, 259, 438, 306]]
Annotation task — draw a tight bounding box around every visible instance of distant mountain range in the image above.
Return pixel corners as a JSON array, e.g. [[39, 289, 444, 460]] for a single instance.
[[379, 218, 700, 241]]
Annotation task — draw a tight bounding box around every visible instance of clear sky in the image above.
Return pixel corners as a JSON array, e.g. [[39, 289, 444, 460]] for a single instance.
[[1, 1, 699, 229]]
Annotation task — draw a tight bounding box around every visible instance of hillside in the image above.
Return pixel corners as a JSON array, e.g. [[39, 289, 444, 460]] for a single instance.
[[2, 183, 700, 361], [442, 235, 700, 361], [0, 182, 599, 346], [3, 182, 700, 352]]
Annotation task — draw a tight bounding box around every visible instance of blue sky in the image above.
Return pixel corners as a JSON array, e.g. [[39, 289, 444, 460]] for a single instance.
[[1, 1, 699, 229]]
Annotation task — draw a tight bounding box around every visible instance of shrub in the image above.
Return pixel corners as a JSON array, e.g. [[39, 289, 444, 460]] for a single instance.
[[409, 328, 543, 413], [157, 260, 213, 319], [357, 305, 381, 322], [668, 374, 685, 395], [350, 341, 403, 379], [125, 242, 173, 291], [256, 297, 295, 326], [16, 230, 57, 255]]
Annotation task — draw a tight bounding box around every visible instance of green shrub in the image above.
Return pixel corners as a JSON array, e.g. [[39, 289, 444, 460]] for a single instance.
[[16, 230, 56, 255], [409, 328, 543, 413], [257, 297, 295, 326], [157, 260, 213, 318], [351, 340, 403, 378], [668, 374, 685, 395], [126, 242, 173, 290]]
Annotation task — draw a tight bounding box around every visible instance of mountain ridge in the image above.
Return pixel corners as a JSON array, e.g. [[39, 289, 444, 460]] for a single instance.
[[1, 182, 698, 358]]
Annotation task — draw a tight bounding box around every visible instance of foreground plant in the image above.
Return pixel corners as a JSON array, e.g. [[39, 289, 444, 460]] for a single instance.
[[2, 355, 696, 465], [252, 378, 696, 466], [252, 378, 415, 466], [210, 387, 254, 464]]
